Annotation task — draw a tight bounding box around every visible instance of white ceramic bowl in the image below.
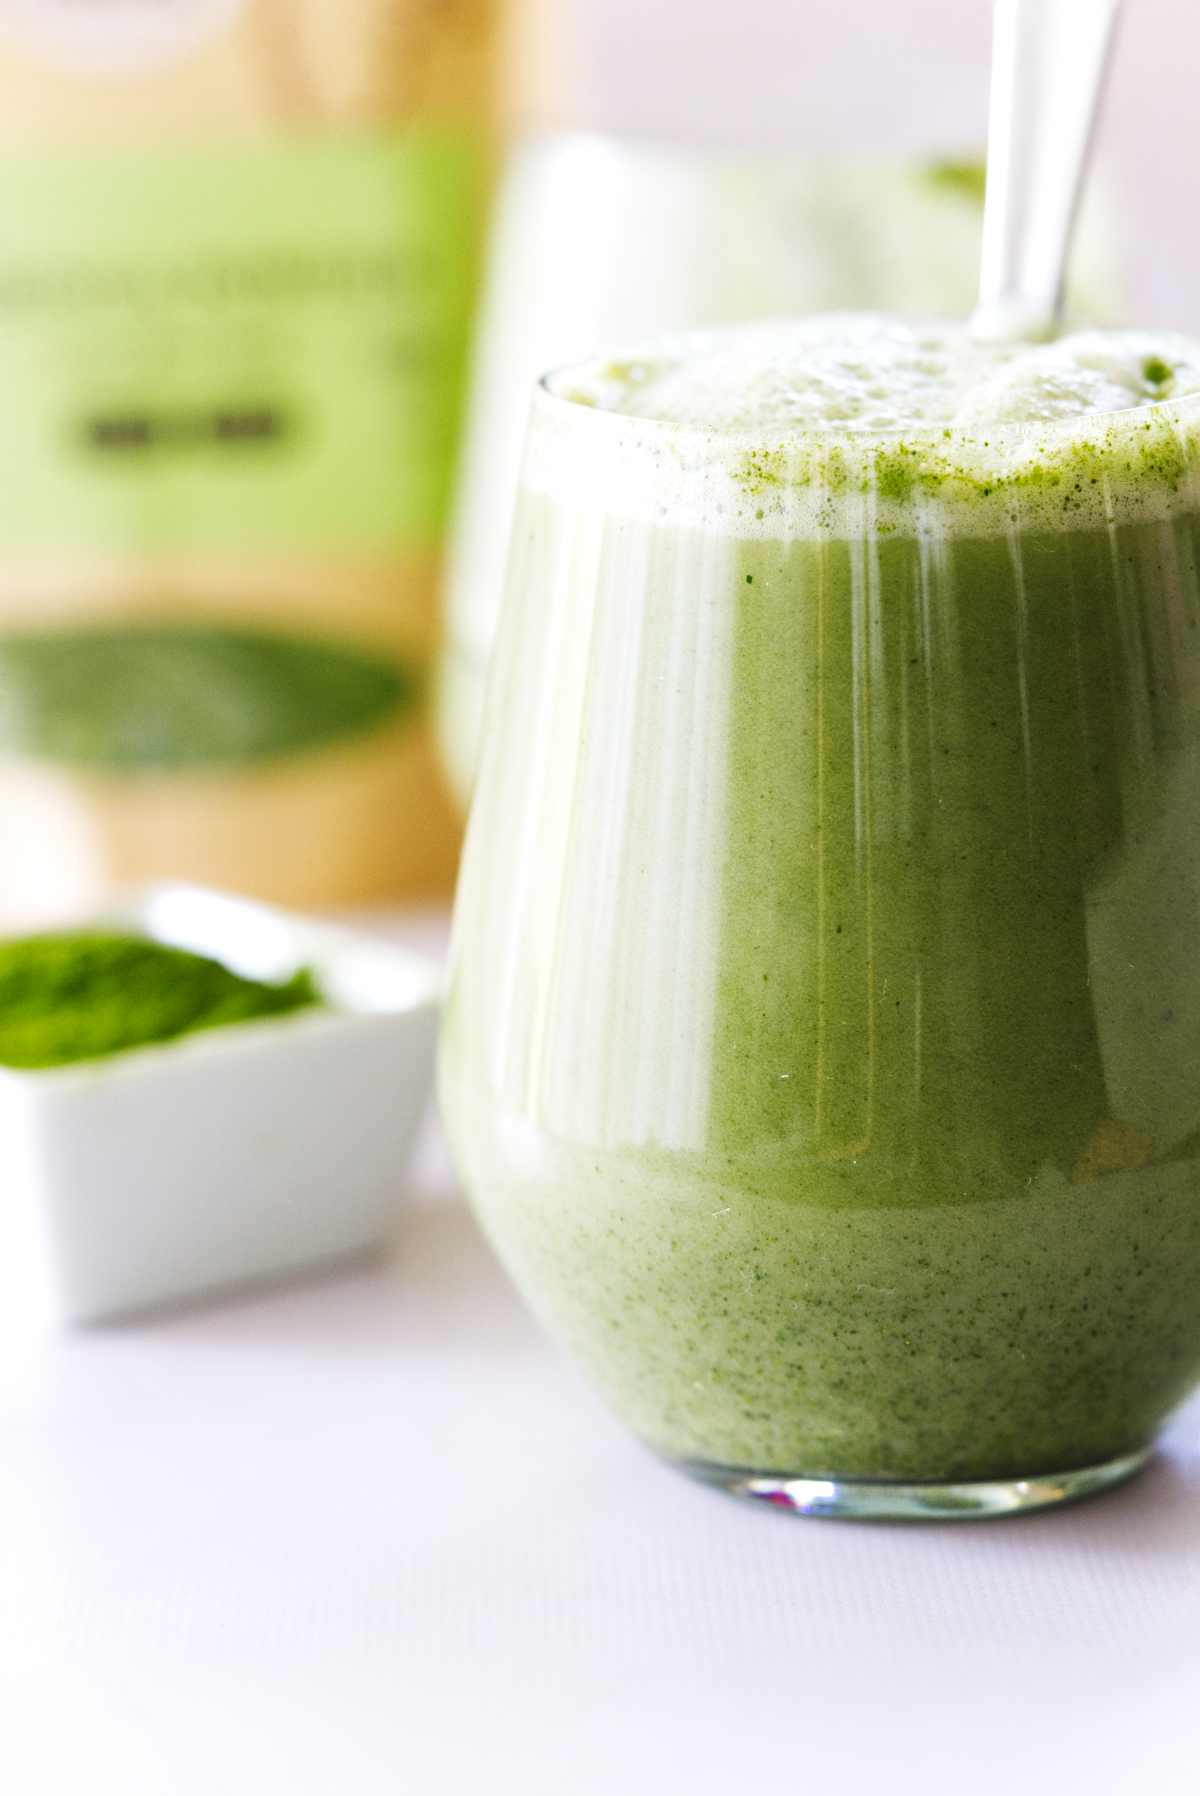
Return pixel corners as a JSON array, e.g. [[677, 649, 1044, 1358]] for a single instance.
[[0, 884, 440, 1327]]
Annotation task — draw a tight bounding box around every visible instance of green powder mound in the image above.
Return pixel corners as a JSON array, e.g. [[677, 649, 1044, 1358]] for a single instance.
[[0, 625, 415, 772], [0, 931, 322, 1069]]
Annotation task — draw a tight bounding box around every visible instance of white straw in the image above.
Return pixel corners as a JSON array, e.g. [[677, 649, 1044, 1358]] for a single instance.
[[971, 0, 1121, 343]]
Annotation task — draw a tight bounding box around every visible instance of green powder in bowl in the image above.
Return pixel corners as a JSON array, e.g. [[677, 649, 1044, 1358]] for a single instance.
[[0, 930, 322, 1070]]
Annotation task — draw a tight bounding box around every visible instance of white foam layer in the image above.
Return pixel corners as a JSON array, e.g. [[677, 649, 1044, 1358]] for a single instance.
[[554, 314, 1200, 432], [528, 314, 1200, 539]]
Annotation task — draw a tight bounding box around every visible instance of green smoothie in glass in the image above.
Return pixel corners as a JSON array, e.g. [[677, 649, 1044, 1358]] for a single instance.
[[440, 314, 1200, 1518]]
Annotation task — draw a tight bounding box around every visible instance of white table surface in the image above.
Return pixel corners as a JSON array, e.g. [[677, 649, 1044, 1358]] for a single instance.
[[3, 909, 1199, 1796]]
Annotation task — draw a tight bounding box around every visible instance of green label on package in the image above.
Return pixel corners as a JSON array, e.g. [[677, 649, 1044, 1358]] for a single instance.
[[0, 131, 485, 554]]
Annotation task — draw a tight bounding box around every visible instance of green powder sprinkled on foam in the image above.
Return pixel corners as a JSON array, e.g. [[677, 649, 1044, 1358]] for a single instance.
[[0, 931, 322, 1069]]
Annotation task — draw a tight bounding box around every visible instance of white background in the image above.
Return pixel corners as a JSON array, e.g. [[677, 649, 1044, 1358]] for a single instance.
[[572, 0, 1200, 332], [3, 913, 1200, 1794]]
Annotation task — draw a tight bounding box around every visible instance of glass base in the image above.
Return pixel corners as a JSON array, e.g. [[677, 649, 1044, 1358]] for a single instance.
[[677, 1446, 1153, 1521]]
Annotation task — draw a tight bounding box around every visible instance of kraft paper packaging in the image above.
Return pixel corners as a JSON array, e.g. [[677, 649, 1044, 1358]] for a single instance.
[[0, 0, 499, 922]]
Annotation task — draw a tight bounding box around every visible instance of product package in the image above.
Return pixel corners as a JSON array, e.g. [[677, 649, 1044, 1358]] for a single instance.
[[0, 0, 498, 922]]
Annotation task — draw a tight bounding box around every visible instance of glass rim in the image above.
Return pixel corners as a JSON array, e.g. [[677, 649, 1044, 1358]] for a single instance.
[[525, 360, 1200, 544]]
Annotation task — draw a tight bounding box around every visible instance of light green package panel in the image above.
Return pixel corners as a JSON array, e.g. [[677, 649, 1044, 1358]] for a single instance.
[[0, 131, 485, 554]]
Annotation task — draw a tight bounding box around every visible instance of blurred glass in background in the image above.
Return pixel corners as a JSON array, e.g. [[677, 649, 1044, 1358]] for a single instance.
[[0, 0, 500, 925]]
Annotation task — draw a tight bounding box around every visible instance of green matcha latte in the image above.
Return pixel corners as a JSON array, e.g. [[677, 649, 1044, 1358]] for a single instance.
[[440, 314, 1200, 1499]]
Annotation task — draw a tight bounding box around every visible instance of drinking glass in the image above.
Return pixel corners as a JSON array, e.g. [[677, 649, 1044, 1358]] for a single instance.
[[439, 322, 1200, 1520], [436, 129, 1126, 808]]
